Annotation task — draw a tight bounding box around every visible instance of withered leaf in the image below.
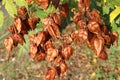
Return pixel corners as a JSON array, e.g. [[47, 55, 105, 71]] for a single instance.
[[71, 29, 88, 44], [43, 16, 54, 26], [51, 12, 62, 25], [35, 31, 48, 46], [43, 40, 53, 51], [87, 10, 103, 25], [10, 34, 25, 46], [53, 55, 63, 67], [59, 3, 69, 18], [87, 21, 101, 34], [104, 35, 111, 48], [77, 19, 86, 29], [17, 6, 29, 19], [61, 45, 73, 60], [46, 23, 60, 39], [29, 44, 38, 59], [46, 67, 56, 80], [35, 0, 50, 10], [78, 0, 85, 14], [73, 12, 82, 23], [56, 60, 67, 76], [63, 36, 72, 44], [94, 36, 104, 56], [14, 15, 28, 34], [4, 37, 14, 53], [99, 50, 108, 60], [51, 23, 60, 38], [84, 0, 90, 11], [7, 25, 17, 34], [47, 48, 58, 62], [28, 16, 40, 29], [111, 32, 119, 46], [51, 0, 60, 8], [36, 52, 46, 61]]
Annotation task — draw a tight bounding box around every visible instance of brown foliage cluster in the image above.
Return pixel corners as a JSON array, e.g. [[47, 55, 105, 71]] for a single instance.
[[4, 0, 119, 80], [72, 0, 118, 60], [29, 3, 72, 80], [4, 6, 40, 52]]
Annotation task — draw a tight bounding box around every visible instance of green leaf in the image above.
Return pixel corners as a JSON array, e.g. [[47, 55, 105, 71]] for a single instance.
[[5, 0, 17, 17], [34, 10, 48, 19], [110, 6, 120, 23], [111, 20, 118, 31], [36, 22, 43, 31], [103, 5, 109, 15], [14, 0, 28, 9], [0, 11, 4, 28]]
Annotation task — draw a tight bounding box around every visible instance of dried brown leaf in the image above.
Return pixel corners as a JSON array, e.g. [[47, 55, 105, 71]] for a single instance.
[[87, 21, 101, 34], [61, 45, 73, 60], [59, 3, 69, 18], [4, 37, 13, 52], [94, 36, 104, 56], [46, 67, 56, 80], [29, 44, 38, 59], [35, 0, 50, 10]]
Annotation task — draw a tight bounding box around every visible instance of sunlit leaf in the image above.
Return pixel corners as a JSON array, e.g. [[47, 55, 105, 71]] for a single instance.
[[0, 11, 4, 28], [110, 6, 120, 23], [5, 0, 17, 17]]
